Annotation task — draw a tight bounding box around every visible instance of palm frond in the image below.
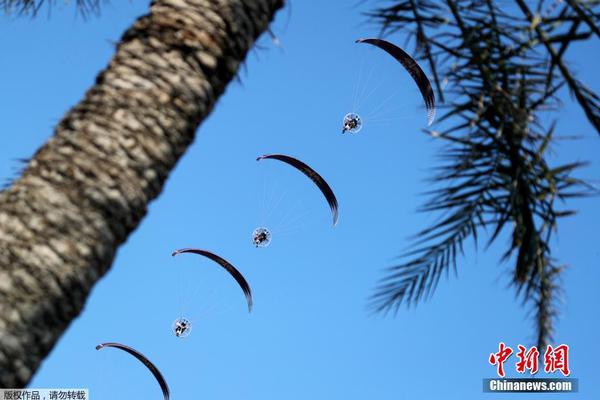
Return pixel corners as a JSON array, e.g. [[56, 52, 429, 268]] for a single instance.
[[0, 0, 103, 17], [368, 0, 598, 349]]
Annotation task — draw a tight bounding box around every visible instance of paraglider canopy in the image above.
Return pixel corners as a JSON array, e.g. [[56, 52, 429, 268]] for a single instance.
[[172, 248, 253, 313], [95, 342, 170, 400], [256, 154, 339, 226], [355, 38, 436, 126]]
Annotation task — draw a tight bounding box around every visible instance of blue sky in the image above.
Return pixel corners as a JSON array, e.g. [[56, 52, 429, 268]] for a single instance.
[[1, 1, 599, 399]]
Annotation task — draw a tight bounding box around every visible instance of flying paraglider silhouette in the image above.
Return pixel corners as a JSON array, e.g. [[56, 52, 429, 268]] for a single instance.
[[252, 226, 272, 248], [95, 342, 170, 400], [256, 154, 339, 227], [342, 112, 363, 134], [172, 317, 192, 338], [355, 38, 436, 126], [172, 248, 253, 313]]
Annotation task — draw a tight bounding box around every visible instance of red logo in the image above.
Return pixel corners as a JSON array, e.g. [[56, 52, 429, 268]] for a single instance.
[[544, 345, 571, 376], [489, 342, 513, 377], [516, 345, 540, 374], [489, 343, 570, 377]]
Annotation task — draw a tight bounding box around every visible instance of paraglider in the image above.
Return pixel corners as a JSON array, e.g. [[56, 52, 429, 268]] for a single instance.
[[172, 317, 192, 338], [95, 342, 170, 400], [256, 154, 339, 226], [172, 248, 253, 313], [355, 38, 436, 126], [252, 227, 272, 247], [342, 112, 363, 134]]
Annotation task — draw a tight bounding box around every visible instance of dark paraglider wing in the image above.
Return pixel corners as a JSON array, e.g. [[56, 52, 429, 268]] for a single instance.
[[257, 154, 339, 226], [95, 342, 170, 400], [171, 248, 253, 313], [356, 38, 436, 126]]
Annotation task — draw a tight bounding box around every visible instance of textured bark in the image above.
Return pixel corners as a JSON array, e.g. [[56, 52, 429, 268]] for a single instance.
[[0, 0, 283, 386]]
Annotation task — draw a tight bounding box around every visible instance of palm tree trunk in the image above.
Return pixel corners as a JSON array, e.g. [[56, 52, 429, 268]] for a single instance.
[[0, 0, 283, 387]]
